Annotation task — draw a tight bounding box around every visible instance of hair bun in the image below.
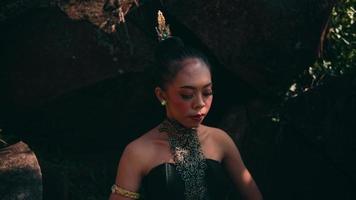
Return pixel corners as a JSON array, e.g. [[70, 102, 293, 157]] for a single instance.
[[151, 36, 211, 89], [155, 37, 185, 61], [158, 36, 185, 49]]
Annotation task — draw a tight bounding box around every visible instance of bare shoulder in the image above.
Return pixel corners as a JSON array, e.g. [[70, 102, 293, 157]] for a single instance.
[[205, 126, 239, 160], [110, 129, 160, 200], [200, 125, 263, 199], [121, 127, 160, 168], [202, 125, 235, 146], [113, 127, 160, 189]]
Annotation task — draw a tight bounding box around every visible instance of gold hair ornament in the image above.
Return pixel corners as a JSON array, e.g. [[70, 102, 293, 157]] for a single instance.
[[111, 184, 140, 199], [155, 10, 171, 41]]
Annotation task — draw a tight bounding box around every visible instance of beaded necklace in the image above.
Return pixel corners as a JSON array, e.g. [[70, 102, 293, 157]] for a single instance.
[[158, 118, 209, 200]]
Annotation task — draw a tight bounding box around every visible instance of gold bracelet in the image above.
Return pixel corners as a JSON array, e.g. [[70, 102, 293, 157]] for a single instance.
[[111, 184, 140, 199]]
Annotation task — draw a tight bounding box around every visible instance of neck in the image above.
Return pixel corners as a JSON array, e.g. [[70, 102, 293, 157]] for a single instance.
[[165, 117, 200, 130], [159, 118, 200, 136]]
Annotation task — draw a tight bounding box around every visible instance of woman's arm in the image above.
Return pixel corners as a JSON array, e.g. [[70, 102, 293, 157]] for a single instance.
[[109, 141, 146, 200], [218, 130, 263, 200]]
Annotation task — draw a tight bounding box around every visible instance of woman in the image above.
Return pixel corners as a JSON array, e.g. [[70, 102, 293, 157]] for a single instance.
[[109, 11, 262, 200]]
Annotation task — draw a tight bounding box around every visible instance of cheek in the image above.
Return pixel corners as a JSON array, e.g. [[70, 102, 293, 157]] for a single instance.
[[205, 96, 213, 109], [170, 96, 192, 113]]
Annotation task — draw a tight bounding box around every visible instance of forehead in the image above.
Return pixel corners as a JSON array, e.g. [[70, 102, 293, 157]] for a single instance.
[[171, 58, 211, 88]]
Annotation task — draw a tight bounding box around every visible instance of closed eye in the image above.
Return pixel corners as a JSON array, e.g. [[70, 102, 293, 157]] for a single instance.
[[180, 94, 194, 100], [203, 92, 213, 97]]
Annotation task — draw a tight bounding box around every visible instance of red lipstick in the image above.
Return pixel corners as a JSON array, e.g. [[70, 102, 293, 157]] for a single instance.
[[190, 114, 205, 121]]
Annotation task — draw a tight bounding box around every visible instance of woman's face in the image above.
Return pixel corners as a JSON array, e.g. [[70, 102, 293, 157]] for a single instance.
[[161, 58, 213, 128]]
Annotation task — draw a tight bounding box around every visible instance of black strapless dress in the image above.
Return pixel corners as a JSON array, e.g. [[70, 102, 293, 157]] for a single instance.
[[141, 159, 233, 200]]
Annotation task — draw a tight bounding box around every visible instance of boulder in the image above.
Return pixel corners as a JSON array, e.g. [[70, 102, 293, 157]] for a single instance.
[[0, 141, 43, 200]]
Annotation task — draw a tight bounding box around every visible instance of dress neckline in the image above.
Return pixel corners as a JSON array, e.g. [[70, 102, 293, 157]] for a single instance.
[[144, 158, 222, 177]]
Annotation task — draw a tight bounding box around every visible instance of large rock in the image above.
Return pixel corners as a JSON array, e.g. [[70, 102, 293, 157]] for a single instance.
[[163, 0, 335, 97], [0, 5, 155, 110], [0, 141, 43, 200], [0, 0, 335, 109]]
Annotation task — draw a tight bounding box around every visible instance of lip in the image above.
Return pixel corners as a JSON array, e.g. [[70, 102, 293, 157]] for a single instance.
[[190, 114, 205, 121]]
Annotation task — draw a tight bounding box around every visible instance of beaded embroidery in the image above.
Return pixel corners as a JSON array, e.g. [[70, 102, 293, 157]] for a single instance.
[[158, 119, 209, 200]]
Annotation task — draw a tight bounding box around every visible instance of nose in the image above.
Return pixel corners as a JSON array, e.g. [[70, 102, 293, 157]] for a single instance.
[[194, 93, 205, 109]]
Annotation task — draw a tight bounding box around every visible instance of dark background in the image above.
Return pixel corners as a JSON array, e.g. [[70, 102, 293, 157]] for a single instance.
[[1, 0, 355, 199]]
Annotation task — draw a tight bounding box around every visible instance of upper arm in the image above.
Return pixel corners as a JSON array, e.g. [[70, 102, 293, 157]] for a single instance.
[[109, 141, 146, 200], [218, 130, 263, 200]]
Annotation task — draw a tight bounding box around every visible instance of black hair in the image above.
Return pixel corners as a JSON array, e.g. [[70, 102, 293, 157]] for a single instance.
[[153, 36, 212, 89]]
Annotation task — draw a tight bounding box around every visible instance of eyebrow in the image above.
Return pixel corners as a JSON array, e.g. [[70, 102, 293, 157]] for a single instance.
[[180, 83, 212, 90]]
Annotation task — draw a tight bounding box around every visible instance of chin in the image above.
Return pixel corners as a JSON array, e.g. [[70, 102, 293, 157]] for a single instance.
[[187, 120, 203, 128]]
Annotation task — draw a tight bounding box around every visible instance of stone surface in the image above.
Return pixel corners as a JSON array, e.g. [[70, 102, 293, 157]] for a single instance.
[[0, 5, 155, 109], [0, 0, 335, 108], [163, 0, 335, 97], [0, 141, 43, 200]]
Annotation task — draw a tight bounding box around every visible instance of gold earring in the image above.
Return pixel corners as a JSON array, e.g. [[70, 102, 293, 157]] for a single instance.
[[161, 100, 166, 106]]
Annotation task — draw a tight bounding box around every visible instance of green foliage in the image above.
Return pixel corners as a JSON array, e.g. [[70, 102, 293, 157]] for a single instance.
[[313, 0, 355, 77], [286, 0, 355, 98]]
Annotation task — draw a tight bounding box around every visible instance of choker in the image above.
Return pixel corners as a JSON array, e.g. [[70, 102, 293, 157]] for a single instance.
[[158, 118, 209, 200]]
